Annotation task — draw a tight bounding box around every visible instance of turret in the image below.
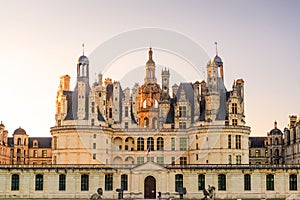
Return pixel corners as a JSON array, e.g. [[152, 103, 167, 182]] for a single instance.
[[161, 68, 170, 101], [144, 48, 157, 84]]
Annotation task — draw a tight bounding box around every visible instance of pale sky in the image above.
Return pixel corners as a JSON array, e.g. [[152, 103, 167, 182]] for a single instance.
[[0, 0, 299, 137]]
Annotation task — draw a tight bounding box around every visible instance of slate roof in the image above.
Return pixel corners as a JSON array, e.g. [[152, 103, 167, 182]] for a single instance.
[[7, 137, 52, 148], [29, 137, 52, 148], [249, 137, 267, 148]]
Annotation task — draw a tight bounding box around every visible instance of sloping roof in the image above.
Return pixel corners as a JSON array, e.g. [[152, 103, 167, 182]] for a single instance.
[[7, 137, 52, 148], [8, 138, 13, 147], [165, 97, 176, 124], [29, 137, 52, 148], [64, 82, 90, 120], [97, 106, 106, 122], [63, 91, 74, 120], [249, 137, 267, 148]]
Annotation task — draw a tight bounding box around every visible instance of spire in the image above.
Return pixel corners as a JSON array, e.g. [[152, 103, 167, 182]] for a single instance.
[[148, 47, 153, 61], [215, 42, 218, 56], [82, 43, 85, 55]]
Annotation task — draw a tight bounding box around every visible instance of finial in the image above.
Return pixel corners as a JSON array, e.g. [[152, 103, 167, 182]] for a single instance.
[[274, 121, 277, 129], [82, 43, 85, 55], [215, 41, 218, 56], [149, 47, 153, 60]]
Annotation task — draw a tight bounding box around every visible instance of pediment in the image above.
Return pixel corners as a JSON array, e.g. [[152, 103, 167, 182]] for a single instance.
[[132, 161, 167, 172]]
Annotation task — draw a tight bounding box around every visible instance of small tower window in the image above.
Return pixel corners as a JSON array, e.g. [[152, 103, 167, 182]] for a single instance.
[[232, 103, 237, 114], [232, 119, 238, 126]]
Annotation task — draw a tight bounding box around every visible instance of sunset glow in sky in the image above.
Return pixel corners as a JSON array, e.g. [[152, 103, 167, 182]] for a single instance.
[[0, 0, 299, 136]]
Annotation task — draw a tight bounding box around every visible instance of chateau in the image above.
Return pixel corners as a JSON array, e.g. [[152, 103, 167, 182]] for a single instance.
[[0, 123, 51, 165], [250, 115, 300, 165], [51, 48, 250, 165], [0, 47, 300, 199]]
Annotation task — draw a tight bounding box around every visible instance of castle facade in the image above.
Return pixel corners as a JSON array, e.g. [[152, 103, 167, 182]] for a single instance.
[[51, 48, 250, 165]]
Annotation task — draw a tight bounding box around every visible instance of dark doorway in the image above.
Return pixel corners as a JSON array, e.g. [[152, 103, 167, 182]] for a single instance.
[[144, 176, 156, 199]]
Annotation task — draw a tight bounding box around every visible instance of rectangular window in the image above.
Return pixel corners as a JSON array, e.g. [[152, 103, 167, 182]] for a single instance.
[[232, 103, 237, 114], [137, 157, 144, 164], [35, 174, 43, 191], [91, 102, 95, 113], [232, 119, 238, 126], [125, 106, 128, 117], [93, 153, 96, 160], [244, 174, 251, 191], [236, 155, 241, 164], [179, 106, 186, 117], [93, 143, 96, 149], [125, 122, 128, 129], [53, 136, 57, 150], [175, 174, 183, 192], [93, 134, 96, 139], [198, 174, 205, 191], [157, 157, 164, 164], [42, 150, 47, 158], [59, 174, 66, 191], [266, 174, 274, 191], [33, 150, 38, 158], [11, 174, 19, 191], [218, 174, 226, 191], [255, 150, 261, 157], [105, 174, 113, 191], [180, 157, 187, 165], [180, 138, 187, 151], [236, 135, 241, 149], [289, 174, 297, 191], [91, 119, 95, 126], [179, 122, 186, 129], [171, 138, 175, 151], [121, 174, 128, 191], [81, 174, 89, 191], [228, 135, 231, 149], [228, 155, 232, 164]]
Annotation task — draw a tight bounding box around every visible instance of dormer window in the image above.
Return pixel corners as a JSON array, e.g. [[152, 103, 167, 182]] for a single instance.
[[33, 140, 38, 147]]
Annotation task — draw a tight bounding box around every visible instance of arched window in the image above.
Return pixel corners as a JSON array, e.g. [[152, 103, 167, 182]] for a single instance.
[[154, 100, 158, 108], [121, 174, 128, 191], [137, 137, 144, 151], [152, 117, 157, 129], [144, 118, 149, 128], [275, 138, 279, 145], [157, 137, 164, 151], [198, 174, 205, 190], [17, 138, 21, 145], [175, 174, 183, 192], [147, 137, 154, 151], [266, 174, 274, 191], [218, 174, 226, 191], [35, 174, 43, 191], [244, 174, 251, 191], [59, 174, 66, 191], [143, 100, 147, 108], [289, 174, 297, 191], [24, 139, 26, 146], [81, 174, 89, 191], [11, 174, 19, 191]]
